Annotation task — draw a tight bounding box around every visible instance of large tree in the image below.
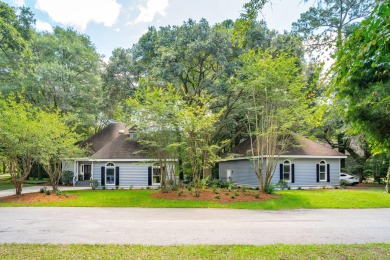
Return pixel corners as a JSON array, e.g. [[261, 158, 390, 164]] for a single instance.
[[292, 0, 375, 54], [333, 0, 389, 153], [0, 2, 35, 90], [238, 50, 310, 191]]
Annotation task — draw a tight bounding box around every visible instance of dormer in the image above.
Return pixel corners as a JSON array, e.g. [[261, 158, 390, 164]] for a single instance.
[[128, 126, 138, 139]]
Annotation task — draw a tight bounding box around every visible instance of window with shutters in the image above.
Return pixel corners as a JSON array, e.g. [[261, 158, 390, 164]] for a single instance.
[[152, 166, 161, 184], [283, 160, 291, 181], [319, 160, 326, 181], [106, 162, 115, 185]]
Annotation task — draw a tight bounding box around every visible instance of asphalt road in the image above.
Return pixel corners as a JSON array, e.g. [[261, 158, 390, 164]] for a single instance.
[[0, 208, 389, 245]]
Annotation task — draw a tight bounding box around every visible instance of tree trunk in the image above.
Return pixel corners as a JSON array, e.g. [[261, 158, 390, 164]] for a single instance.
[[14, 181, 23, 195]]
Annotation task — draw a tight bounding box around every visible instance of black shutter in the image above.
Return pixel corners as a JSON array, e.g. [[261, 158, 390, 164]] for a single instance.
[[101, 166, 105, 186], [148, 166, 152, 186], [279, 164, 283, 180], [327, 164, 330, 182], [292, 164, 295, 183], [115, 166, 120, 186], [316, 164, 319, 182]]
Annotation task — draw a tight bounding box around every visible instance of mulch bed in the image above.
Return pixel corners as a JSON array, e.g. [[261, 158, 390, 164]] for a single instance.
[[151, 189, 280, 203], [0, 192, 78, 204]]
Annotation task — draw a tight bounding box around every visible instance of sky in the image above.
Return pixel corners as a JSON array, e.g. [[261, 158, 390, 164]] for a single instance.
[[5, 0, 313, 60]]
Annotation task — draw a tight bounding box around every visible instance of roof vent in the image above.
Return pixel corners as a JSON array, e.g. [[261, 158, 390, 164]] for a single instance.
[[118, 129, 125, 134]]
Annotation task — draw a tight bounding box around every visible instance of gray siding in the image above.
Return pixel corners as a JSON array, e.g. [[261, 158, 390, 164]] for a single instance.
[[92, 162, 150, 187], [219, 158, 341, 188]]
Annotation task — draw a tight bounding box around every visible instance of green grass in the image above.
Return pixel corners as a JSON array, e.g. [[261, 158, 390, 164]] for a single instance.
[[1, 188, 389, 209], [0, 243, 389, 259], [0, 175, 38, 191]]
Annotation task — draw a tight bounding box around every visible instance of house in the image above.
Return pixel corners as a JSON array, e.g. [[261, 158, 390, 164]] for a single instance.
[[219, 135, 347, 188], [62, 123, 172, 188]]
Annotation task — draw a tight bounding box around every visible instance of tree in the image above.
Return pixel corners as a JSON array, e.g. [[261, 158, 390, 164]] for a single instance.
[[333, 0, 390, 153], [292, 0, 375, 54], [20, 27, 103, 137], [37, 111, 84, 191], [126, 85, 182, 192], [238, 50, 310, 191], [0, 94, 42, 195], [126, 85, 222, 196], [0, 2, 35, 89]]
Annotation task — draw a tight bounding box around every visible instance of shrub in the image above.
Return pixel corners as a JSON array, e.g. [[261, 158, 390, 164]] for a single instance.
[[90, 179, 99, 190], [231, 195, 235, 199], [206, 178, 233, 189], [39, 187, 46, 193], [178, 190, 183, 196], [115, 186, 119, 190], [334, 186, 340, 189], [264, 184, 275, 194], [56, 190, 62, 196], [214, 194, 220, 199], [212, 185, 218, 194], [288, 186, 291, 190], [61, 171, 74, 186], [241, 186, 247, 192], [233, 190, 238, 197], [128, 186, 133, 190], [340, 179, 352, 187], [276, 180, 289, 190], [187, 185, 193, 192], [298, 186, 302, 190], [45, 190, 51, 195], [255, 192, 260, 199], [102, 186, 106, 190]]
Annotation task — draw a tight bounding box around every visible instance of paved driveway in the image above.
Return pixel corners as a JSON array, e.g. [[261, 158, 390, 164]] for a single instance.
[[0, 186, 90, 197], [0, 208, 389, 244]]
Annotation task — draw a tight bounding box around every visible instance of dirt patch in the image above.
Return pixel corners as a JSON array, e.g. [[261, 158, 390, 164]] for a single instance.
[[151, 189, 280, 203], [0, 192, 77, 204], [348, 183, 386, 189]]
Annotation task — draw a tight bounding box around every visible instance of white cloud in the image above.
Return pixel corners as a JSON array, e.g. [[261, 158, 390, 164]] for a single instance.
[[134, 0, 169, 24], [35, 0, 121, 31], [13, 0, 25, 7], [35, 20, 53, 32]]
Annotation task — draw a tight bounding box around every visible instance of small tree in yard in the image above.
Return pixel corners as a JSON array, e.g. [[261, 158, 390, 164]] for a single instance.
[[239, 50, 310, 192], [37, 111, 83, 192], [176, 92, 223, 197], [126, 85, 181, 192], [126, 85, 222, 196], [0, 94, 43, 195]]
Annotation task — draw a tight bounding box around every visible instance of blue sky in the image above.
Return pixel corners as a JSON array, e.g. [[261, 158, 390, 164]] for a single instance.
[[5, 0, 312, 59]]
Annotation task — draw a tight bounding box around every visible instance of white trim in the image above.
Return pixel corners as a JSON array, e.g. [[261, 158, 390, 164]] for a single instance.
[[319, 160, 327, 182], [282, 160, 291, 182], [105, 162, 116, 186], [219, 155, 347, 162], [89, 159, 176, 162]]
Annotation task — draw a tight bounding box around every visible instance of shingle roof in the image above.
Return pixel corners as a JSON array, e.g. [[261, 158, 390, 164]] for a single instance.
[[226, 134, 345, 158], [81, 123, 126, 154], [91, 132, 148, 160], [81, 123, 148, 160]]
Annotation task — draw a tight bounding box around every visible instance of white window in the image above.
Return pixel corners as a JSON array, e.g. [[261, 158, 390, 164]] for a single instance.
[[106, 162, 115, 185], [153, 167, 161, 184], [283, 160, 291, 181], [319, 160, 326, 181]]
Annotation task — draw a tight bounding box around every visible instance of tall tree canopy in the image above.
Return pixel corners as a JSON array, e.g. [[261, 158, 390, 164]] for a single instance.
[[333, 0, 390, 153]]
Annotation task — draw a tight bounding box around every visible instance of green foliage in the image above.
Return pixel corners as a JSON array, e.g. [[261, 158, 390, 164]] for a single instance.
[[333, 1, 390, 153], [292, 0, 375, 53], [178, 190, 183, 196], [206, 179, 231, 189], [45, 189, 51, 195], [61, 171, 73, 186], [276, 180, 289, 190], [39, 187, 46, 193], [264, 184, 275, 194]]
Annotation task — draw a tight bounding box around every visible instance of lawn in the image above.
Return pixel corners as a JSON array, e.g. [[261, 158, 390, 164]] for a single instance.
[[1, 188, 389, 209], [0, 243, 389, 259], [0, 175, 38, 191]]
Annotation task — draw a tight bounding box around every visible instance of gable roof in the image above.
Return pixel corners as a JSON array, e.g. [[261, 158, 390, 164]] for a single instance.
[[81, 123, 149, 160], [225, 135, 346, 159], [82, 123, 126, 154]]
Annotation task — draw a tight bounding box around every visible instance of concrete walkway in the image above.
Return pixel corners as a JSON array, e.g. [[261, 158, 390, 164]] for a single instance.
[[0, 208, 389, 244], [0, 185, 91, 197]]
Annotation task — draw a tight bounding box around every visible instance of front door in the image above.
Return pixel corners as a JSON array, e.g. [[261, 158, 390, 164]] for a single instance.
[[83, 165, 92, 180]]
